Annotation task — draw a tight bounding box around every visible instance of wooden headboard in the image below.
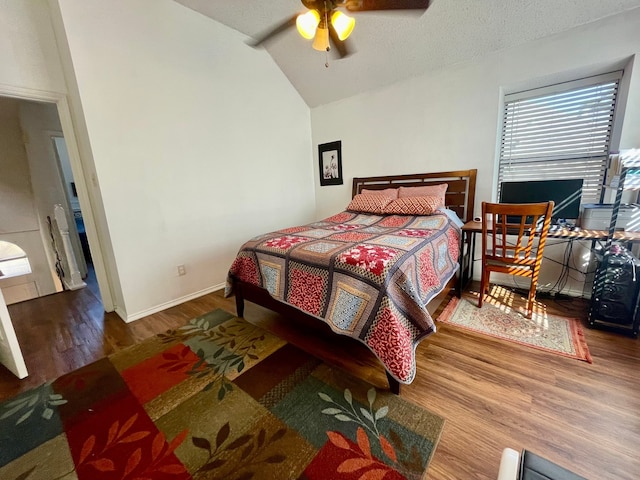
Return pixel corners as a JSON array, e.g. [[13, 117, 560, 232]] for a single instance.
[[352, 169, 477, 223]]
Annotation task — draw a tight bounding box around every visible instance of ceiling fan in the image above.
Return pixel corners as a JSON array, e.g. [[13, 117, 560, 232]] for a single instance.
[[248, 0, 430, 59]]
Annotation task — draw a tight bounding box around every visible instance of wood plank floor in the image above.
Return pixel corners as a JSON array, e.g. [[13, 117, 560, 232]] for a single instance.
[[1, 279, 639, 479]]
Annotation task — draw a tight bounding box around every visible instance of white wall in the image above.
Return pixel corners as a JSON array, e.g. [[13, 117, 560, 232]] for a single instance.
[[54, 0, 315, 320], [311, 9, 640, 296], [0, 98, 39, 234], [0, 0, 67, 94]]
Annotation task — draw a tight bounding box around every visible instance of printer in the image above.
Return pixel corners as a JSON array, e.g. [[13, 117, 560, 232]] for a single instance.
[[579, 203, 640, 231]]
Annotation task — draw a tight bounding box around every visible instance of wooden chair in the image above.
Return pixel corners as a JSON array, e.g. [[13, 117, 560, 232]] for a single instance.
[[479, 201, 554, 318]]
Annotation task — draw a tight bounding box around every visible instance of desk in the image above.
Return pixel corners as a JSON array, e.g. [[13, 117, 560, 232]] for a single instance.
[[457, 220, 640, 296]]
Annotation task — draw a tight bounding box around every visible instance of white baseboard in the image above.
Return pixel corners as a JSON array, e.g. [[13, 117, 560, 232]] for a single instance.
[[118, 282, 226, 323], [115, 305, 128, 322]]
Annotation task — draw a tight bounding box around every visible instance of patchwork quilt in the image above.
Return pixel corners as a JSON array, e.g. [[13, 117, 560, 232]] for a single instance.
[[226, 211, 461, 384]]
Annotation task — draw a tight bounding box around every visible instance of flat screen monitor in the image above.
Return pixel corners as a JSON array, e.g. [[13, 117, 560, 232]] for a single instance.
[[499, 179, 584, 221]]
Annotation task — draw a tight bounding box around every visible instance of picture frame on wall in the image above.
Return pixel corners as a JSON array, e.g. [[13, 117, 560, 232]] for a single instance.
[[318, 141, 343, 186]]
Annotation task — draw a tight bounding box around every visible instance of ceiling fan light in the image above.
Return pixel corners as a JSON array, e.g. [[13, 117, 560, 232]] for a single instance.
[[312, 27, 330, 51], [296, 10, 320, 39], [331, 11, 355, 41]]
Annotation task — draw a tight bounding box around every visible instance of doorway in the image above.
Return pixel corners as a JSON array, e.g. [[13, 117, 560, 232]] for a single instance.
[[0, 96, 91, 304], [0, 84, 113, 311]]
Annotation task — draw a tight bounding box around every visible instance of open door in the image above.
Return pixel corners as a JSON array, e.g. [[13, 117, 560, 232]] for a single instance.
[[0, 288, 28, 379]]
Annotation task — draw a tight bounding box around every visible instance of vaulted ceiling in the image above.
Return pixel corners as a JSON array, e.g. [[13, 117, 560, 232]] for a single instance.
[[175, 0, 640, 107]]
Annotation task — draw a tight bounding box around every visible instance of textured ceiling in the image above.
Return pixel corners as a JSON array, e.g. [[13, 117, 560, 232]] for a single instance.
[[175, 0, 640, 107]]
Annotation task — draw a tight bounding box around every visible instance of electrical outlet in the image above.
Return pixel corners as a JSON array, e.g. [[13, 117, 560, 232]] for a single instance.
[[177, 264, 186, 276]]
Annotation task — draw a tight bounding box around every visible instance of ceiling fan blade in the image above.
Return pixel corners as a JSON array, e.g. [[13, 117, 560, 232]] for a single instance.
[[247, 14, 298, 48], [343, 0, 429, 11], [328, 24, 353, 58]]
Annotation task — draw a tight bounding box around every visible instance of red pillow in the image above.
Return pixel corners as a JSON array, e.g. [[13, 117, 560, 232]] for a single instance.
[[347, 194, 394, 214], [361, 188, 399, 199], [398, 184, 448, 206], [384, 196, 441, 215]]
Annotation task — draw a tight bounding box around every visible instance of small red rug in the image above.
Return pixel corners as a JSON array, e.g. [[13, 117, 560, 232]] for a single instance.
[[438, 297, 592, 363]]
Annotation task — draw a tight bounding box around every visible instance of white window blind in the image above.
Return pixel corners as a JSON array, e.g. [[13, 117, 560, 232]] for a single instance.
[[498, 71, 622, 205]]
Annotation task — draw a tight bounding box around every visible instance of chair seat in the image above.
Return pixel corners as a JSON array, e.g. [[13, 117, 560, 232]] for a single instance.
[[496, 449, 587, 480], [519, 450, 586, 480]]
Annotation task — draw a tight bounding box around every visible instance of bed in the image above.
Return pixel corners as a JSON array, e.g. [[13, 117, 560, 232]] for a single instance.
[[226, 170, 477, 394]]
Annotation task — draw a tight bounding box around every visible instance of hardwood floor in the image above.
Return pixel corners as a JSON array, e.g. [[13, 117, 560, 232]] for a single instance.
[[1, 280, 639, 479]]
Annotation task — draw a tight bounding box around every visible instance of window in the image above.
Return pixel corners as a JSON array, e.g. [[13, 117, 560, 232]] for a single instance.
[[498, 71, 622, 205], [0, 241, 32, 279]]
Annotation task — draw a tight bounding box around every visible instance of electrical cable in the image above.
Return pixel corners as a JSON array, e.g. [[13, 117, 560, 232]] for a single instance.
[[479, 230, 605, 298], [511, 237, 582, 297]]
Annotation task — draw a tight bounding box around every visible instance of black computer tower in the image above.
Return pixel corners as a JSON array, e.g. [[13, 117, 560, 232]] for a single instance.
[[589, 246, 640, 337]]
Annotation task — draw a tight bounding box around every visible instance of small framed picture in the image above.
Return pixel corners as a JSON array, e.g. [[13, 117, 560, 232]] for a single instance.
[[318, 141, 343, 186]]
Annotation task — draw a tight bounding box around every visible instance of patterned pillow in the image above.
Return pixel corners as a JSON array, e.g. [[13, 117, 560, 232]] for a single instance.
[[398, 183, 448, 206], [347, 194, 394, 214], [384, 196, 441, 215], [361, 188, 399, 199]]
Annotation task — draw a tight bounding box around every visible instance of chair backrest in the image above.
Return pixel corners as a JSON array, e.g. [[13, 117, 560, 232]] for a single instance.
[[481, 201, 554, 266]]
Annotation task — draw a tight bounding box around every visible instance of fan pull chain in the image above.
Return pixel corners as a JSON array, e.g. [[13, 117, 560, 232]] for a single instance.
[[324, 1, 330, 68]]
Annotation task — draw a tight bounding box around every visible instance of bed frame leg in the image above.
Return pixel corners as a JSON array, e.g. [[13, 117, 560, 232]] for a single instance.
[[386, 372, 401, 395], [235, 285, 245, 318]]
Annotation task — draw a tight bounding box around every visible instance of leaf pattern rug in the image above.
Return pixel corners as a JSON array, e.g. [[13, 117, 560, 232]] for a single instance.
[[0, 309, 444, 480]]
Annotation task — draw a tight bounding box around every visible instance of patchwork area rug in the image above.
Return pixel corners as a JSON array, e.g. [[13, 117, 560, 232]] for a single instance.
[[0, 309, 444, 480], [439, 297, 592, 363]]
